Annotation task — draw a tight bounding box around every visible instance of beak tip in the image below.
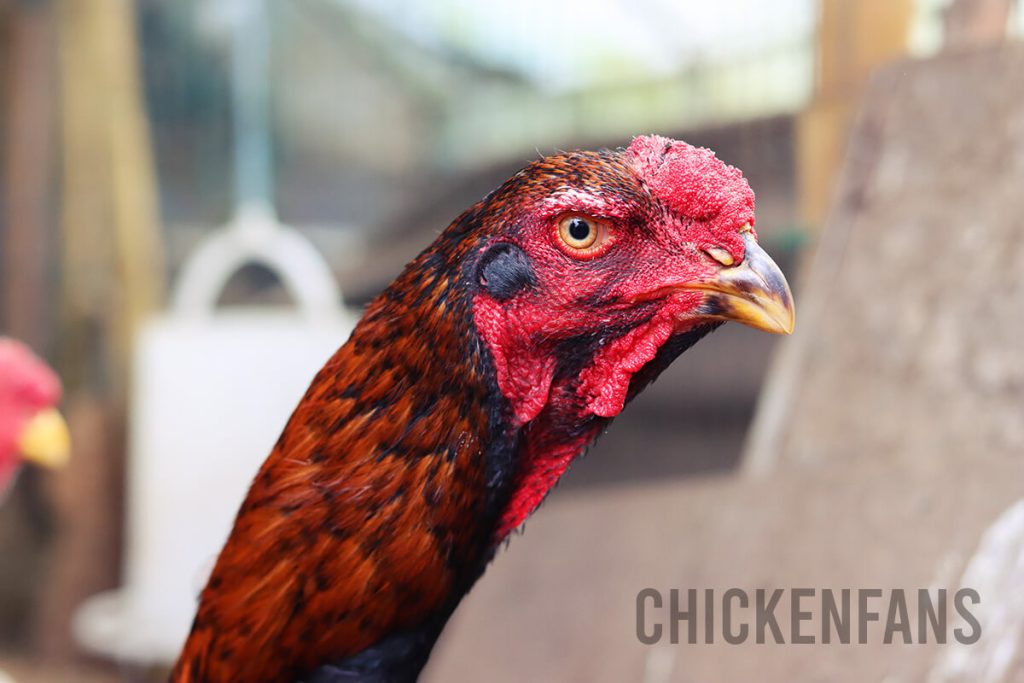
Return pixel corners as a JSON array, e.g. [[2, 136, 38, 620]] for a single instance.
[[776, 303, 796, 336], [753, 305, 796, 336]]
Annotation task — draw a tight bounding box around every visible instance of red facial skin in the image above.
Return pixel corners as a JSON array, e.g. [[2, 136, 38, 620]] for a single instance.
[[172, 135, 759, 683], [0, 339, 63, 493]]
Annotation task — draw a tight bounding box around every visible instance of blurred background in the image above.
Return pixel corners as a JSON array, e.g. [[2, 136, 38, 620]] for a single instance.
[[2, 0, 1024, 681]]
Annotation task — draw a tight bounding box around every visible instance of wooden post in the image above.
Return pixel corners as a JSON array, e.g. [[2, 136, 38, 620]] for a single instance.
[[1, 0, 57, 352], [796, 0, 916, 230], [56, 0, 164, 394]]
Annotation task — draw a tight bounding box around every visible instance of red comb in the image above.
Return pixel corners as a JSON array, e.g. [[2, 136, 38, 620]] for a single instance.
[[0, 338, 62, 411], [626, 135, 755, 229]]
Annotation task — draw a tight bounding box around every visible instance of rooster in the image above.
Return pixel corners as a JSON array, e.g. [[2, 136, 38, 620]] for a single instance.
[[171, 135, 794, 683], [0, 338, 70, 498]]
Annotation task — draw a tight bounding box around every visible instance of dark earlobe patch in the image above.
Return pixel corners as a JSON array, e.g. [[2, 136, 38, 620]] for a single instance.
[[476, 243, 536, 301]]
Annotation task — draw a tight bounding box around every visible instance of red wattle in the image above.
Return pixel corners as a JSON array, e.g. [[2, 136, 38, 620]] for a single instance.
[[578, 316, 676, 418], [472, 295, 555, 425]]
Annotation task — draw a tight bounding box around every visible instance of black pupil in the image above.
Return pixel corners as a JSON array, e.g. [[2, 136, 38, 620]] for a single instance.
[[568, 218, 591, 242]]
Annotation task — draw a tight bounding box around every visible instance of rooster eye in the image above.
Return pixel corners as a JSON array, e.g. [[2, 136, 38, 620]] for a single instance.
[[556, 214, 611, 257], [567, 218, 592, 243]]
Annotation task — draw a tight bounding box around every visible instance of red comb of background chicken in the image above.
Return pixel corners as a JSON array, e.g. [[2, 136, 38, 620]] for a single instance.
[[0, 339, 68, 494]]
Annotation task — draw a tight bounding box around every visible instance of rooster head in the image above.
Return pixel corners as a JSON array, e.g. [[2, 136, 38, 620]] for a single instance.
[[471, 135, 795, 427]]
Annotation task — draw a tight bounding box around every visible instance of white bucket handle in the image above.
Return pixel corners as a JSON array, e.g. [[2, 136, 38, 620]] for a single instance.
[[171, 204, 345, 322]]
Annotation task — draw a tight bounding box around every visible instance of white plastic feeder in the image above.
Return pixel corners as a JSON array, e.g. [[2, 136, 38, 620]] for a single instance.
[[73, 207, 357, 663]]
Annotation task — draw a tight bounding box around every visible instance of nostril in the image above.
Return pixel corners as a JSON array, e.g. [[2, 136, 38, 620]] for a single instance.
[[705, 246, 735, 267]]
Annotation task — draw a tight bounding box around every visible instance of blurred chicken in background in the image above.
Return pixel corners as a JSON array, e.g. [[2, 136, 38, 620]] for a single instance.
[[0, 339, 70, 499]]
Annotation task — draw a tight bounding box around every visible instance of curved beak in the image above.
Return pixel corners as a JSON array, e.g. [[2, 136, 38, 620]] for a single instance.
[[18, 408, 71, 469], [692, 232, 795, 335]]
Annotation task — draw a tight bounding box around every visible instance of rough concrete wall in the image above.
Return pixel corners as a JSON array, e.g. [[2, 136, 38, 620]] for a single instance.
[[763, 45, 1024, 473], [737, 43, 1024, 682]]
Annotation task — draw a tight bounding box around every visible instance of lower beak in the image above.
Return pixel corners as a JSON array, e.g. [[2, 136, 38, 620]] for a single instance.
[[691, 232, 795, 335], [18, 408, 71, 469]]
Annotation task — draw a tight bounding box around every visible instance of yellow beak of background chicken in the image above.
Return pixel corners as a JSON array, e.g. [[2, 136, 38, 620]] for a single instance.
[[18, 407, 71, 469]]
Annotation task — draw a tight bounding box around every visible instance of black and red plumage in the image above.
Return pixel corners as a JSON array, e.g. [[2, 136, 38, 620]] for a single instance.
[[171, 136, 794, 683]]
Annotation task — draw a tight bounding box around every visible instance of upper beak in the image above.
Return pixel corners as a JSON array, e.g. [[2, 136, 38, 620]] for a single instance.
[[691, 232, 795, 335], [17, 408, 71, 469]]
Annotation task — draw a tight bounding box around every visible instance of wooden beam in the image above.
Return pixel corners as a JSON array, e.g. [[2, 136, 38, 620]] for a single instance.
[[57, 0, 164, 395], [796, 0, 915, 230]]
